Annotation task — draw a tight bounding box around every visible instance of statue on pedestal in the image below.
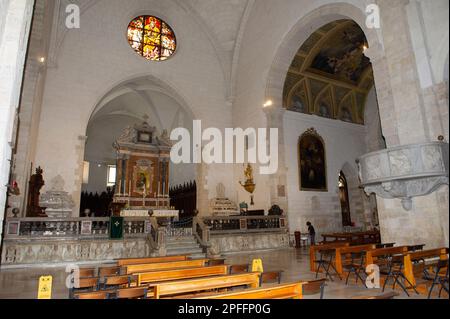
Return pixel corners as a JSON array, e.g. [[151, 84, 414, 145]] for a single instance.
[[26, 167, 47, 217]]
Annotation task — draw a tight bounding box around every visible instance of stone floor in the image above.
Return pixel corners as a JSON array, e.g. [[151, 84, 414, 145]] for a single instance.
[[0, 248, 442, 299]]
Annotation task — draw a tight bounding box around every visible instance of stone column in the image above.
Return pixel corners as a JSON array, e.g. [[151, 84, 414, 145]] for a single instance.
[[0, 0, 35, 242], [360, 0, 449, 248], [263, 107, 289, 221]]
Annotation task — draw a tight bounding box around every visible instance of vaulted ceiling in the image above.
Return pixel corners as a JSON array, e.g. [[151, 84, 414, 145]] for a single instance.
[[283, 20, 375, 125], [46, 0, 254, 101]]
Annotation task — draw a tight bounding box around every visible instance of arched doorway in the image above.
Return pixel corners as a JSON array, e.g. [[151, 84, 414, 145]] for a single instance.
[[81, 76, 197, 217], [338, 171, 352, 227]]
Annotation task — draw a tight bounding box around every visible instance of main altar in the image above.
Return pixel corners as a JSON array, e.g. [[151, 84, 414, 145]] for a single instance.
[[112, 121, 178, 219]]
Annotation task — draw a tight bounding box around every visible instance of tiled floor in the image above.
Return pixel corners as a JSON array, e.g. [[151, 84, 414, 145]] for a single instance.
[[0, 248, 440, 299]]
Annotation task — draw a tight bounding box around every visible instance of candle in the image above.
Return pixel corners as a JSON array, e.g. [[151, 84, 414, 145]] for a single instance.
[[128, 181, 131, 206]]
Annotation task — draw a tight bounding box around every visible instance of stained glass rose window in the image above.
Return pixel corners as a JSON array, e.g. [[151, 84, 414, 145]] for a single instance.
[[127, 16, 176, 61]]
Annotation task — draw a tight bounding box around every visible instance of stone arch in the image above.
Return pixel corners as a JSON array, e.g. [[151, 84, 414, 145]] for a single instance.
[[262, 2, 390, 217], [85, 73, 197, 135], [265, 2, 385, 109], [340, 162, 367, 229]]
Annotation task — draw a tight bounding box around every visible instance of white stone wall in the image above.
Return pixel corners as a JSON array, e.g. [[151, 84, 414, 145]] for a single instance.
[[283, 111, 369, 237], [0, 0, 34, 238], [32, 0, 235, 215]]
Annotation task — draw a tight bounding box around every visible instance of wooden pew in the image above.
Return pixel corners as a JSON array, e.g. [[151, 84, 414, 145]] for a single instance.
[[229, 264, 283, 284], [335, 244, 377, 275], [309, 242, 350, 272], [137, 265, 229, 285], [365, 246, 408, 266], [352, 291, 399, 299], [403, 247, 449, 295], [117, 255, 189, 266], [152, 273, 261, 299], [193, 282, 303, 299], [125, 259, 209, 274]]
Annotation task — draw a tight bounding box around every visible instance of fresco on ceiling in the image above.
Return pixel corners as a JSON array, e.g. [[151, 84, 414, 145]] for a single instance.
[[310, 22, 371, 83]]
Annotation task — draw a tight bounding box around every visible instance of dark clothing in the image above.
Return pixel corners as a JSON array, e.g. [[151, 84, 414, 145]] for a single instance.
[[309, 234, 316, 245], [308, 225, 316, 245]]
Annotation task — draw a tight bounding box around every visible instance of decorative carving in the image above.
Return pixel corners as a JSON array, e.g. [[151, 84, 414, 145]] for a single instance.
[[358, 142, 449, 211], [39, 175, 75, 218], [209, 183, 239, 216]]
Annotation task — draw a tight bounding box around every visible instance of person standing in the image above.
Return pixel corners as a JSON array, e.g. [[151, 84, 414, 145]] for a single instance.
[[307, 221, 316, 245]]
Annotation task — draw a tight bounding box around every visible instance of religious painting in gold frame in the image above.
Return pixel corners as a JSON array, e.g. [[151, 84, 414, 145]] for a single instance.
[[298, 128, 327, 191]]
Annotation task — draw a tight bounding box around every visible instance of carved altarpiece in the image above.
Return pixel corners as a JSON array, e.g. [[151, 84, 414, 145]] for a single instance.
[[113, 121, 172, 212]]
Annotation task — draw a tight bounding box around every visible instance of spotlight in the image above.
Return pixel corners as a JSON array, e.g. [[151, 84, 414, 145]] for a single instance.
[[263, 100, 273, 108], [39, 57, 46, 63]]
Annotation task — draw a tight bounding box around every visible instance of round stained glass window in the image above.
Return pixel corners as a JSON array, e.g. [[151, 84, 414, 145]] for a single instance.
[[127, 15, 176, 61]]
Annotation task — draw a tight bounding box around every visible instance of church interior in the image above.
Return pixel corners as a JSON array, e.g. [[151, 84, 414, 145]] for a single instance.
[[0, 0, 448, 301]]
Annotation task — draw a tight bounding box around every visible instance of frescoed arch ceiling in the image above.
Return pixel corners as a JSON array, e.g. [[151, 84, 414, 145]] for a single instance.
[[283, 20, 375, 125]]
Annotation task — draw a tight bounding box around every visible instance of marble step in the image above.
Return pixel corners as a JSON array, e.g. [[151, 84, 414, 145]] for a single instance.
[[165, 247, 205, 257], [165, 244, 201, 251]]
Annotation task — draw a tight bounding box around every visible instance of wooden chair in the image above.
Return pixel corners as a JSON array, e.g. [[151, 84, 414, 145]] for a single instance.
[[314, 248, 342, 281], [352, 291, 399, 299], [229, 264, 249, 274], [209, 258, 226, 266], [99, 266, 121, 277], [425, 259, 449, 299], [116, 287, 148, 299], [69, 277, 100, 299], [301, 278, 327, 299], [74, 291, 110, 300], [381, 254, 419, 296], [260, 271, 283, 285], [102, 275, 132, 290], [343, 252, 367, 287], [77, 268, 96, 278]]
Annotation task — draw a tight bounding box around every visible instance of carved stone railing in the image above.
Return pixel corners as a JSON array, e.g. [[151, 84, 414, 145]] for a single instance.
[[202, 216, 288, 235], [193, 217, 211, 249], [357, 142, 449, 210], [3, 217, 154, 240]]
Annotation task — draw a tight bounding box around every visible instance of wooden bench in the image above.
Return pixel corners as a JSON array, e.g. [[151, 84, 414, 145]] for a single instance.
[[403, 247, 449, 295], [125, 259, 209, 274], [74, 287, 149, 299], [335, 244, 377, 275], [193, 282, 303, 299], [137, 265, 229, 285], [229, 264, 283, 284], [310, 242, 350, 272], [352, 291, 399, 299], [152, 272, 261, 299], [365, 246, 408, 266], [117, 255, 190, 266]]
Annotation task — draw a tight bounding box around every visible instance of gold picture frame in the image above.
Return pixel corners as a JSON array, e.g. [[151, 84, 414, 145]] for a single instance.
[[298, 128, 328, 192]]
